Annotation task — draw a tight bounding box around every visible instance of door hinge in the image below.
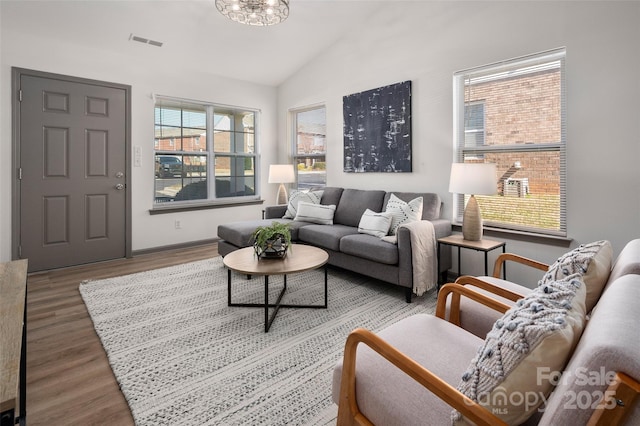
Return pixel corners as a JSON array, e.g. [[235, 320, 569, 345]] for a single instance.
[[18, 245, 22, 258], [18, 168, 23, 180], [18, 89, 23, 102]]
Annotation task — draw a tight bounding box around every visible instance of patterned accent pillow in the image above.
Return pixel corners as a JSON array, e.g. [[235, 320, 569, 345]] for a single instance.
[[358, 209, 393, 238], [540, 240, 612, 312], [453, 274, 587, 425], [384, 194, 423, 235], [282, 190, 323, 219], [293, 202, 336, 225]]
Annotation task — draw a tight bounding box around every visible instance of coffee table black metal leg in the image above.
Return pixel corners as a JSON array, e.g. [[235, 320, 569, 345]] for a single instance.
[[228, 269, 328, 333], [264, 275, 287, 332], [227, 268, 232, 306], [264, 275, 269, 332], [324, 266, 328, 308]]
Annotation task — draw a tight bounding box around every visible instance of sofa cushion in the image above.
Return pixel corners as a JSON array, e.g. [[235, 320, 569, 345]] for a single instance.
[[298, 224, 359, 251], [383, 192, 442, 221], [541, 240, 613, 313], [357, 209, 393, 238], [340, 234, 399, 265], [294, 202, 336, 225], [385, 194, 423, 235], [454, 275, 587, 425], [282, 189, 323, 219], [218, 219, 309, 247], [334, 189, 386, 227], [319, 187, 344, 206]]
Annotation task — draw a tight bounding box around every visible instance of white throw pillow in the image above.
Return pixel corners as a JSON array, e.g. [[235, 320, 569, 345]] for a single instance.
[[358, 209, 393, 238], [385, 194, 423, 235], [283, 190, 323, 219], [294, 201, 336, 225], [540, 240, 613, 313], [453, 274, 587, 425]]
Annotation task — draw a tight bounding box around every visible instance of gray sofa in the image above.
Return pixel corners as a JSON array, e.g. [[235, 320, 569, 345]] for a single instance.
[[217, 187, 452, 302]]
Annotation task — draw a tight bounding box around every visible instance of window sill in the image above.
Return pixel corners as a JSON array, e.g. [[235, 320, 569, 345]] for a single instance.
[[451, 223, 573, 248], [150, 198, 264, 215]]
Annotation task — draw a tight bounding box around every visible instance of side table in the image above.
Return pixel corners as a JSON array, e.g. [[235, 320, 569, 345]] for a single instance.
[[437, 235, 506, 289]]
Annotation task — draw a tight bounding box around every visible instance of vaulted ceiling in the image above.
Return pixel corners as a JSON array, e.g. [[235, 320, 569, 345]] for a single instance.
[[2, 0, 388, 86]]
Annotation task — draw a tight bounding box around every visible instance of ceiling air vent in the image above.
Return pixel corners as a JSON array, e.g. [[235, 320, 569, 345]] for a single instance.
[[129, 33, 163, 47]]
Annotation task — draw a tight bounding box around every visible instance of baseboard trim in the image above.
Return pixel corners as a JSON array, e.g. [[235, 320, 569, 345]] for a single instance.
[[132, 238, 219, 257]]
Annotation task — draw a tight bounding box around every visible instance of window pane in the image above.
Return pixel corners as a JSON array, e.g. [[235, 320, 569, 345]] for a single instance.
[[293, 106, 326, 189], [154, 154, 207, 203], [455, 49, 565, 236], [215, 156, 255, 198], [154, 97, 258, 206], [295, 156, 326, 189], [466, 151, 561, 232], [296, 108, 326, 155]]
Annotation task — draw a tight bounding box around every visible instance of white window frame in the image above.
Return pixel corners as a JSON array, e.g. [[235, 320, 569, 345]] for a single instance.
[[453, 48, 567, 237], [153, 95, 260, 210], [290, 104, 327, 190]]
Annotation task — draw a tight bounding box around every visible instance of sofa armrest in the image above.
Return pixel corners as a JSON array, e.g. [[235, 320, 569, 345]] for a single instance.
[[264, 205, 287, 219], [337, 327, 508, 426], [436, 282, 511, 327]]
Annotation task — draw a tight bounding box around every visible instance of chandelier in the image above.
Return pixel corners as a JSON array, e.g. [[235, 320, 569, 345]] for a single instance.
[[215, 0, 290, 26]]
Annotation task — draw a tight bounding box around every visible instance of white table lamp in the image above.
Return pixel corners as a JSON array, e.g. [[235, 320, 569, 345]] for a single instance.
[[268, 164, 295, 205], [449, 163, 497, 241]]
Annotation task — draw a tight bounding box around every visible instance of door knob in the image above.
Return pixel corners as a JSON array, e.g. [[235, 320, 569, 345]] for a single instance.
[[115, 183, 125, 190]]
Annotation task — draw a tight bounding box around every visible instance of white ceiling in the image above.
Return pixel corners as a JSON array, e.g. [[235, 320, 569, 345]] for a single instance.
[[3, 0, 388, 86]]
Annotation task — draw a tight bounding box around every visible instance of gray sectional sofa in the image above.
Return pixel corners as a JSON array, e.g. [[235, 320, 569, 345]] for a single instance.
[[217, 187, 452, 302]]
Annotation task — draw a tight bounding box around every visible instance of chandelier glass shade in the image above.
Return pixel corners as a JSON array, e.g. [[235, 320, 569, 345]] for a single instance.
[[215, 0, 290, 26]]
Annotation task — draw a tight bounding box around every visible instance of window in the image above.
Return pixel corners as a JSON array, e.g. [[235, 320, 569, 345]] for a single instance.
[[453, 48, 566, 236], [291, 105, 326, 189], [154, 97, 258, 206]]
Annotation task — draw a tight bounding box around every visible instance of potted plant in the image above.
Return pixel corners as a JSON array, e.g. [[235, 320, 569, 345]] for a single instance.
[[252, 222, 292, 259]]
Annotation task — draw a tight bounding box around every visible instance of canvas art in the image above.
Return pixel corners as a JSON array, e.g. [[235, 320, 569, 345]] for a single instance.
[[343, 81, 412, 173]]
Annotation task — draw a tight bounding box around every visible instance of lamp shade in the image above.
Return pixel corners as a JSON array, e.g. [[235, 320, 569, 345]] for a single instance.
[[268, 164, 295, 184], [449, 163, 497, 195]]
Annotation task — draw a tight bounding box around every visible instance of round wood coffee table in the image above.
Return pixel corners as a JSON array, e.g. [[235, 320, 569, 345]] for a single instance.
[[223, 244, 329, 332]]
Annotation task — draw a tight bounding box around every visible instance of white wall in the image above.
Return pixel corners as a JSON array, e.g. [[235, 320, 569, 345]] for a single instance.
[[0, 22, 278, 260], [2, 1, 639, 286], [277, 1, 640, 286]]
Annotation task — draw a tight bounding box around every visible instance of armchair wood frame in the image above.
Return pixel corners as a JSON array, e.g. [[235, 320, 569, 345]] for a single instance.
[[446, 252, 549, 325], [588, 372, 640, 426], [336, 283, 510, 426], [492, 253, 549, 279]]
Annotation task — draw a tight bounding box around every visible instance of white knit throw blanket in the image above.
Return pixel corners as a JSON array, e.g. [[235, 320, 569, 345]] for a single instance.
[[400, 220, 437, 296]]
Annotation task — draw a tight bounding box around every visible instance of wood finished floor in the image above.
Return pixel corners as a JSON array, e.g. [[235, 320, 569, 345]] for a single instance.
[[25, 243, 219, 425]]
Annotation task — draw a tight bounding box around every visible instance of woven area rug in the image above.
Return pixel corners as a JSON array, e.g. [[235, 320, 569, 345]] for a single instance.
[[79, 256, 437, 425]]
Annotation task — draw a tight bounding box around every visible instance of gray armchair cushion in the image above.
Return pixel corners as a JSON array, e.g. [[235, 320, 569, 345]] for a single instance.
[[334, 189, 386, 227], [340, 234, 399, 265], [298, 224, 359, 251]]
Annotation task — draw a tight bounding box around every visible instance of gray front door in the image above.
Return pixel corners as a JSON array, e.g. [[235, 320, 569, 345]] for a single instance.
[[16, 71, 129, 272]]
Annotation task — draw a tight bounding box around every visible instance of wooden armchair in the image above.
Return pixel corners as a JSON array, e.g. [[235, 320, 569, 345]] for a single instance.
[[447, 252, 548, 337], [335, 282, 510, 426], [333, 273, 640, 426]]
